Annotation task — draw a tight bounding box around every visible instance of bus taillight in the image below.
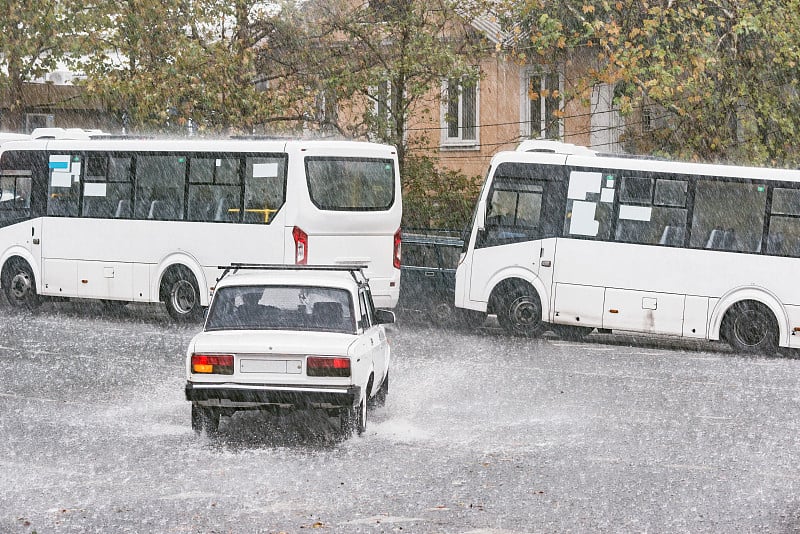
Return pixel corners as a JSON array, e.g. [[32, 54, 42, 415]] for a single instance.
[[393, 228, 402, 269], [293, 226, 308, 265]]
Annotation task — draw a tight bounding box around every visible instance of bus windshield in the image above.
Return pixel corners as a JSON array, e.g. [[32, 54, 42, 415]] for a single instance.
[[305, 157, 395, 210]]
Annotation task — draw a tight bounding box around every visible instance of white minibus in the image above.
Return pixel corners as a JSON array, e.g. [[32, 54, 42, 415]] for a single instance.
[[456, 140, 800, 353], [0, 131, 401, 319]]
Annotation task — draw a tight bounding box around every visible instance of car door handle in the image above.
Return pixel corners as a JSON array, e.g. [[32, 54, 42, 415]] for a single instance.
[[425, 271, 435, 277]]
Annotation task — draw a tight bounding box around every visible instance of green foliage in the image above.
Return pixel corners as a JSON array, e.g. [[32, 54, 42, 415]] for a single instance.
[[402, 155, 482, 230], [505, 0, 800, 166], [74, 0, 286, 134], [269, 0, 490, 169], [0, 0, 79, 130]]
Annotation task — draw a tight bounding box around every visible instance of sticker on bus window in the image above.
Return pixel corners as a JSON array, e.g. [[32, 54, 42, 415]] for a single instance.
[[567, 171, 601, 200], [569, 201, 600, 236], [600, 188, 614, 203], [50, 172, 71, 188], [619, 205, 652, 221], [253, 163, 279, 178], [84, 183, 107, 197]]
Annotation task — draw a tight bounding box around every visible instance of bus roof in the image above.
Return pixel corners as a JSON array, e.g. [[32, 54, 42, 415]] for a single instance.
[[490, 148, 800, 183], [0, 136, 397, 156]]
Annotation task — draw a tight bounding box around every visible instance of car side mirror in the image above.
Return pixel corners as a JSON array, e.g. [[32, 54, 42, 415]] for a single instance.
[[375, 309, 395, 325]]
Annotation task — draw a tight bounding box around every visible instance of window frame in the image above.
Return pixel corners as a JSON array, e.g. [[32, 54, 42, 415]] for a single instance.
[[440, 76, 480, 149], [520, 67, 564, 140]]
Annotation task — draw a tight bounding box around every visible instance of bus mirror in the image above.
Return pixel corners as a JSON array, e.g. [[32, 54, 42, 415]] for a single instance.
[[477, 200, 487, 232]]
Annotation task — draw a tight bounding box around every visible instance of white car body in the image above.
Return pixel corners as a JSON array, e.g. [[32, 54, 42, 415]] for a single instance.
[[184, 266, 392, 436]]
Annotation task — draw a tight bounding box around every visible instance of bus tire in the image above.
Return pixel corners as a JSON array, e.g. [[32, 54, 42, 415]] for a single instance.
[[3, 259, 40, 310], [722, 300, 778, 355], [161, 266, 202, 321], [496, 284, 546, 337], [551, 324, 593, 341]]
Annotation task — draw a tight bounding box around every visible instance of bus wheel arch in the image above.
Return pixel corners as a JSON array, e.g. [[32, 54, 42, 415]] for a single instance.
[[490, 278, 546, 337], [719, 299, 780, 355], [159, 264, 203, 321], [2, 256, 40, 309]]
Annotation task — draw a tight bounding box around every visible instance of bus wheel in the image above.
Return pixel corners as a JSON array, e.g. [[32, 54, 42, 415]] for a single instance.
[[162, 267, 202, 321], [3, 260, 40, 310], [496, 285, 546, 337], [722, 301, 778, 355], [551, 324, 593, 341]]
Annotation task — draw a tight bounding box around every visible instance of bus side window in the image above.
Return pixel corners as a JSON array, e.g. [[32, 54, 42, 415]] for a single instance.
[[767, 188, 800, 256], [690, 180, 766, 253], [134, 155, 186, 220], [48, 154, 80, 217], [82, 155, 133, 219], [613, 176, 687, 246], [483, 177, 543, 246], [245, 156, 286, 224]]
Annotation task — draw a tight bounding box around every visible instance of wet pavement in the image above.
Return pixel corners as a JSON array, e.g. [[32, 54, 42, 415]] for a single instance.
[[2, 301, 800, 533]]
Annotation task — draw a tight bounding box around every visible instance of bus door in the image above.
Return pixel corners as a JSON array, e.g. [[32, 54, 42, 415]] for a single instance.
[[469, 163, 567, 309], [0, 150, 46, 276]]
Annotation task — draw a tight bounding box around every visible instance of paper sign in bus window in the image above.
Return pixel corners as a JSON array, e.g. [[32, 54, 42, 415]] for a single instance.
[[83, 183, 107, 197], [618, 205, 652, 221], [567, 171, 601, 200], [253, 163, 279, 178], [569, 201, 600, 236]]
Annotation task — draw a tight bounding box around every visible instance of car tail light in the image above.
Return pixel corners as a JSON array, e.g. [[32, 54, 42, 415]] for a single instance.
[[293, 226, 308, 265], [306, 356, 351, 377], [191, 354, 234, 375], [393, 228, 402, 269]]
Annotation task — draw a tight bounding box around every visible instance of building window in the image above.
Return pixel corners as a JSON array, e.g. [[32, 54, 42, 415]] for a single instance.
[[441, 77, 479, 149], [370, 80, 402, 140], [520, 68, 562, 139]]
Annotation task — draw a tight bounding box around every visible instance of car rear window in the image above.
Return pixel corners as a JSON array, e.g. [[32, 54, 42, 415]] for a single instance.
[[206, 285, 355, 333]]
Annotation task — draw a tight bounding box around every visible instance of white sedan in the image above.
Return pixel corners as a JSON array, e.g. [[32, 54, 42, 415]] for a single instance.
[[184, 265, 393, 437]]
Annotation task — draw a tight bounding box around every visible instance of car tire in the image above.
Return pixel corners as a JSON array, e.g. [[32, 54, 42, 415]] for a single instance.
[[191, 404, 220, 435], [162, 267, 202, 322], [3, 259, 40, 310], [722, 301, 779, 355], [371, 373, 388, 408], [496, 286, 546, 337], [340, 397, 366, 437]]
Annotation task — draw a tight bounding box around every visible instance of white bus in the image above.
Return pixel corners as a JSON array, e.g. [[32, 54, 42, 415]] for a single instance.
[[0, 131, 401, 320], [456, 140, 800, 354]]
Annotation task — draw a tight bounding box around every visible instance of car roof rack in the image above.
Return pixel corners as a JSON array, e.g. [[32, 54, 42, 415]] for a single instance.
[[216, 263, 370, 285]]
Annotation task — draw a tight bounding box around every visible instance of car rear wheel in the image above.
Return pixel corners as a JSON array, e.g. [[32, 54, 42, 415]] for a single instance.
[[191, 404, 220, 435], [371, 373, 388, 408], [340, 397, 366, 437]]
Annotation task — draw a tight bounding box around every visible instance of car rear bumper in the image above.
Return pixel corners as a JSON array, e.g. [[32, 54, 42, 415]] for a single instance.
[[185, 382, 361, 409]]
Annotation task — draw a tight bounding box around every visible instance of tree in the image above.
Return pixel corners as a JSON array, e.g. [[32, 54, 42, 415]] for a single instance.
[[503, 0, 800, 166], [269, 0, 491, 172], [0, 0, 78, 131], [75, 0, 287, 134]]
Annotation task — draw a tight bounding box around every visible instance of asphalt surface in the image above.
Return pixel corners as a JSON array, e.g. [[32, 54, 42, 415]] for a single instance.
[[1, 300, 800, 533]]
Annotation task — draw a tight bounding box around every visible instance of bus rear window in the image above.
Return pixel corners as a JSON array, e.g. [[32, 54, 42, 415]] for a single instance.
[[305, 157, 394, 211]]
